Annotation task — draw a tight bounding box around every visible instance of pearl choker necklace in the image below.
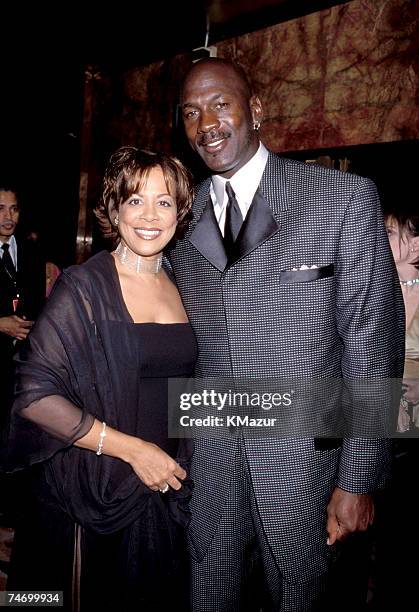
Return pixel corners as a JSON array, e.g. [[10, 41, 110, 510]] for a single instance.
[[114, 242, 163, 274], [400, 277, 419, 287]]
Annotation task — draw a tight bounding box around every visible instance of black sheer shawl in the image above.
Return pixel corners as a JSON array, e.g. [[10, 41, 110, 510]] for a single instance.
[[3, 251, 192, 534]]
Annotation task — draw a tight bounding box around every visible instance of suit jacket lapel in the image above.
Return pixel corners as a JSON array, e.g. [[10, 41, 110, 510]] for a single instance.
[[188, 195, 227, 272], [0, 246, 16, 284], [228, 152, 289, 266], [188, 179, 228, 272], [187, 152, 289, 271], [227, 187, 280, 266], [0, 254, 8, 277]]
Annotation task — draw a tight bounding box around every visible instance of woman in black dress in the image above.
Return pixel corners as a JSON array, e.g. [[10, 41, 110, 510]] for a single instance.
[[5, 147, 196, 611]]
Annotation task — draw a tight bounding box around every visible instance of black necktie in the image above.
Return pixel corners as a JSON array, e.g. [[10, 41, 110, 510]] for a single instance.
[[224, 182, 243, 250], [2, 243, 16, 280]]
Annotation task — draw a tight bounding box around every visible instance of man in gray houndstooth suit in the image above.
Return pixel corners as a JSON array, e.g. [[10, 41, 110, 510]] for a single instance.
[[168, 58, 405, 610]]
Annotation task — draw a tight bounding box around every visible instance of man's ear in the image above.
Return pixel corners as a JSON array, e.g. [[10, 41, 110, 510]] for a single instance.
[[250, 95, 263, 127]]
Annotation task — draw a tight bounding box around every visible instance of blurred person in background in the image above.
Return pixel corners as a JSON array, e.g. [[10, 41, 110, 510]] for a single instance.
[[0, 181, 45, 524], [385, 210, 419, 432], [373, 209, 419, 611]]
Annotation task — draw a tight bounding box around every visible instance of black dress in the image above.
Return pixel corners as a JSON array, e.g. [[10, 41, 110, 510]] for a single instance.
[[5, 252, 197, 611]]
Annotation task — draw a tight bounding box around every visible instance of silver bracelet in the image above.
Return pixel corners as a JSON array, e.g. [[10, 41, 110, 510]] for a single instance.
[[96, 421, 107, 456]]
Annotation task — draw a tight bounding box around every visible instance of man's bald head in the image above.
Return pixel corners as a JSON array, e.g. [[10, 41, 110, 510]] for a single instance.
[[181, 58, 253, 103]]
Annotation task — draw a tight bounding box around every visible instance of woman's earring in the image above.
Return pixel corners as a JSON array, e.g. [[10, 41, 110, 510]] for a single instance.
[[253, 121, 261, 131], [114, 215, 119, 226]]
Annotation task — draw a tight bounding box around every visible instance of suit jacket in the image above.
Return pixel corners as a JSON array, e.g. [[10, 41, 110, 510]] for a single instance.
[[0, 237, 45, 366], [168, 152, 405, 581]]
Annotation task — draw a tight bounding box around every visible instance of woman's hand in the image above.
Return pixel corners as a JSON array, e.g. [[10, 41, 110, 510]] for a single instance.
[[75, 419, 187, 492], [126, 439, 187, 492]]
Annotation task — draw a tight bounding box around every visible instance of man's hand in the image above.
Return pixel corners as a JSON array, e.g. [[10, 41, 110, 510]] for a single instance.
[[326, 486, 374, 545], [0, 315, 33, 340]]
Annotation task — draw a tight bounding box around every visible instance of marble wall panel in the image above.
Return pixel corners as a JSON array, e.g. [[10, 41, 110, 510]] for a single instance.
[[216, 0, 418, 151], [89, 0, 418, 192]]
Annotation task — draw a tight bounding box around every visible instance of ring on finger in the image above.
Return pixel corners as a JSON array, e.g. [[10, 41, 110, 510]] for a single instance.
[[159, 484, 169, 493]]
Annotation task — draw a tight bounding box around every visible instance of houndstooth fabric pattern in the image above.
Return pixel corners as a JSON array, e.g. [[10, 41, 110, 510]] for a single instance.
[[168, 153, 405, 592]]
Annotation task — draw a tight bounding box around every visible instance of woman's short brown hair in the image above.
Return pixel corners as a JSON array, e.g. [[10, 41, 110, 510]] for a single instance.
[[95, 146, 194, 241]]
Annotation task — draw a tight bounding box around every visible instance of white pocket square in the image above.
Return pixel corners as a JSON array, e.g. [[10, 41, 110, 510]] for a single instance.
[[290, 264, 319, 271]]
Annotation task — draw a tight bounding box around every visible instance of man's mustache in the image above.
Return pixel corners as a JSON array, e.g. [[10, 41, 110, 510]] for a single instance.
[[198, 131, 231, 147]]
